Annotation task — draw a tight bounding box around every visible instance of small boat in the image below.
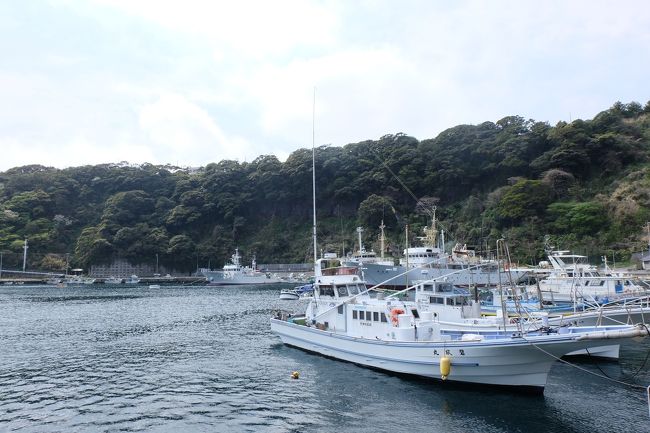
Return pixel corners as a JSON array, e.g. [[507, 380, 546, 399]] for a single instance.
[[125, 275, 140, 284], [279, 289, 300, 300], [148, 284, 161, 289], [66, 275, 85, 285], [105, 276, 123, 284], [280, 284, 314, 300]]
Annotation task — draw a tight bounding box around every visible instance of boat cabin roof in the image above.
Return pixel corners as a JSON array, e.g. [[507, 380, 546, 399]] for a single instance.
[[315, 281, 368, 299]]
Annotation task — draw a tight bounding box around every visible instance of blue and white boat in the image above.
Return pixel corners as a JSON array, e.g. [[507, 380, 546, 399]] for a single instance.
[[279, 284, 314, 300]]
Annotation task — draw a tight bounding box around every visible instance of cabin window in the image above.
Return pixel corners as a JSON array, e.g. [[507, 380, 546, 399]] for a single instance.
[[347, 284, 359, 295], [338, 305, 344, 314], [353, 310, 358, 319], [430, 297, 444, 304], [584, 281, 590, 286], [321, 286, 335, 297], [337, 285, 349, 297], [380, 313, 388, 323], [411, 309, 419, 319], [599, 281, 605, 286], [373, 311, 379, 321], [360, 311, 366, 320]]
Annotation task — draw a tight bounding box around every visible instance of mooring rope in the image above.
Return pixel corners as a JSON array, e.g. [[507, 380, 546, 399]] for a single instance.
[[523, 328, 650, 399]]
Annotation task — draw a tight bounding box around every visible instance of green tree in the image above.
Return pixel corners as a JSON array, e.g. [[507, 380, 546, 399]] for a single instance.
[[496, 180, 552, 225]]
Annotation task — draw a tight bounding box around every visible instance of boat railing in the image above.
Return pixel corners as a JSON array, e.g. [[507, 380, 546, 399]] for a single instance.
[[311, 261, 499, 323]]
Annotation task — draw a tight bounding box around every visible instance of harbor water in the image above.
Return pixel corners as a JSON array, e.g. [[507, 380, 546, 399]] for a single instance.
[[1, 284, 649, 433]]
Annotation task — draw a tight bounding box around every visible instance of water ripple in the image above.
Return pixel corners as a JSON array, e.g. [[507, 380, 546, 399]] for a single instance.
[[1, 285, 649, 432]]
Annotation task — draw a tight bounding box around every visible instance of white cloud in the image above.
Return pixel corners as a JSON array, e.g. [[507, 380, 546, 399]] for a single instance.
[[138, 93, 252, 164], [1, 0, 649, 171], [92, 0, 339, 59]]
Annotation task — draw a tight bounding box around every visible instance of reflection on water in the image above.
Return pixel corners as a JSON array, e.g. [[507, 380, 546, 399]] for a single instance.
[[1, 285, 649, 433]]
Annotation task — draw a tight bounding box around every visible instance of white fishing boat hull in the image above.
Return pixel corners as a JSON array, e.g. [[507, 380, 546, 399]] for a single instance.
[[270, 319, 640, 390]]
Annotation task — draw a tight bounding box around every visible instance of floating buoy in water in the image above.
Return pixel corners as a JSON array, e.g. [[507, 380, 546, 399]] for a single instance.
[[440, 356, 451, 380], [291, 371, 300, 379]]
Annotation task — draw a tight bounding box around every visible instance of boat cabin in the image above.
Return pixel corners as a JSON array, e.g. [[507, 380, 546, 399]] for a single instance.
[[413, 282, 481, 322]]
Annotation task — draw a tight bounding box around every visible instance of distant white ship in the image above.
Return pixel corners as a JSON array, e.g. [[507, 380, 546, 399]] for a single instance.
[[202, 248, 282, 285]]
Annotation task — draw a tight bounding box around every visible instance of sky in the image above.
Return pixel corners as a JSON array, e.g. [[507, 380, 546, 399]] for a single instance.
[[0, 0, 649, 171]]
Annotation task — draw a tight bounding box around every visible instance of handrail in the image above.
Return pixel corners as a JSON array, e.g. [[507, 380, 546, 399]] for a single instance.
[[311, 261, 493, 322]]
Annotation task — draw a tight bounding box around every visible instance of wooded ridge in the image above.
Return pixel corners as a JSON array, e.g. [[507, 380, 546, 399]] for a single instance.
[[1, 100, 649, 272]]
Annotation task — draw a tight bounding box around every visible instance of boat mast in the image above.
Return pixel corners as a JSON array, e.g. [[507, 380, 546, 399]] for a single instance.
[[311, 87, 317, 264], [379, 220, 386, 260], [405, 224, 409, 287], [22, 238, 28, 272], [356, 227, 364, 254]]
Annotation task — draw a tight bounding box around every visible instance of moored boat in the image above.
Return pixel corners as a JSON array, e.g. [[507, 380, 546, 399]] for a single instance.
[[202, 249, 282, 285], [124, 275, 140, 284], [270, 256, 648, 391], [105, 276, 123, 284], [528, 249, 650, 303], [350, 210, 529, 289], [279, 284, 314, 300]]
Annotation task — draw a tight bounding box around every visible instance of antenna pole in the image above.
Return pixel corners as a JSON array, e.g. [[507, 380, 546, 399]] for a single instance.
[[312, 87, 317, 264], [22, 238, 28, 272]]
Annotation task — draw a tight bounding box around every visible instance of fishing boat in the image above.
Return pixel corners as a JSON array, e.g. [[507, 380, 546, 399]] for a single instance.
[[105, 276, 123, 284], [65, 275, 85, 286], [346, 225, 395, 266], [530, 250, 650, 303], [202, 249, 282, 285], [409, 280, 632, 359], [271, 256, 648, 391], [351, 210, 529, 289]]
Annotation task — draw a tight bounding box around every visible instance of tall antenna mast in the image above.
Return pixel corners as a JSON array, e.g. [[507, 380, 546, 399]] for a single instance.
[[312, 87, 317, 263]]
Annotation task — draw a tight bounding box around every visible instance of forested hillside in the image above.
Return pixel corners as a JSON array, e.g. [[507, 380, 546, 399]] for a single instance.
[[1, 101, 650, 272]]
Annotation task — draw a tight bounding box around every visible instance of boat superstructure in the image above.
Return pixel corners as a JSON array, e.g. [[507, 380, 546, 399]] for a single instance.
[[353, 210, 528, 289], [346, 224, 394, 266]]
